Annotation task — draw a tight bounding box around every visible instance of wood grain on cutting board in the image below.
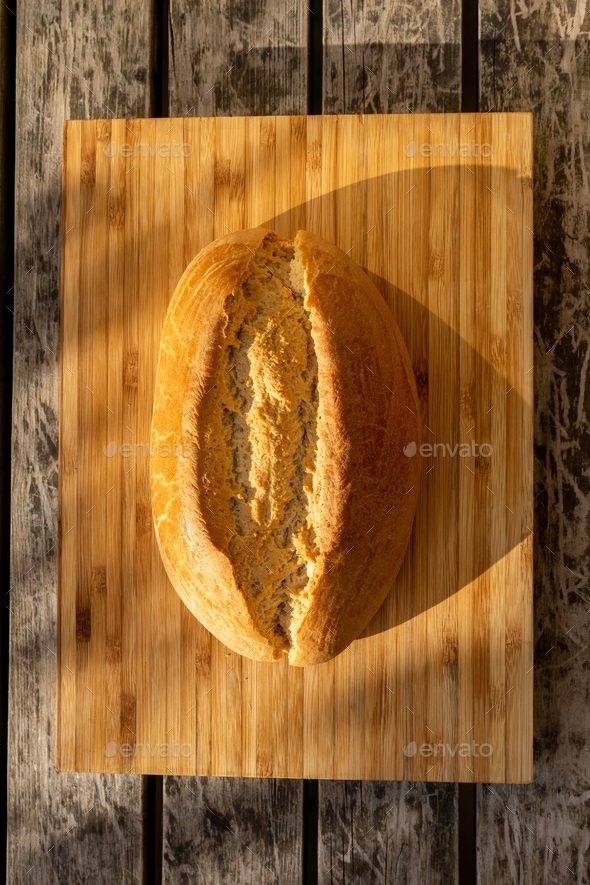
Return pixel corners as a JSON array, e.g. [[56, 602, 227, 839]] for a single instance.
[[58, 113, 533, 782]]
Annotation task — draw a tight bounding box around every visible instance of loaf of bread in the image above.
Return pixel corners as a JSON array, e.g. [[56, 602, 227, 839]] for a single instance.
[[150, 228, 421, 666]]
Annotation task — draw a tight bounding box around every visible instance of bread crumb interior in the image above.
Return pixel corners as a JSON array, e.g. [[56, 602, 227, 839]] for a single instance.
[[201, 236, 319, 657]]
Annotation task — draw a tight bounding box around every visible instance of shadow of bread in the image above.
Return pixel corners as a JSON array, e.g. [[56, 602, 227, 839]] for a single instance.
[[263, 165, 531, 642]]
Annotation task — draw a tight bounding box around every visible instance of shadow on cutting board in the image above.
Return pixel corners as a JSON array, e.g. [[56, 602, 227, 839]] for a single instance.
[[260, 165, 532, 641]]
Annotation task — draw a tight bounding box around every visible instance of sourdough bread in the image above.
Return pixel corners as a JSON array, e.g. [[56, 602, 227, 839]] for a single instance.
[[150, 228, 421, 666]]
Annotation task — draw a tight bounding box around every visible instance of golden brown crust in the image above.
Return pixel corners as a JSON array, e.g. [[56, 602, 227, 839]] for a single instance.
[[287, 230, 422, 664], [151, 228, 279, 661], [150, 228, 422, 666]]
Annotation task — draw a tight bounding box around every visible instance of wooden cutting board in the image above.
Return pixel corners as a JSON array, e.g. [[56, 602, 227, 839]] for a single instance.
[[58, 113, 533, 782]]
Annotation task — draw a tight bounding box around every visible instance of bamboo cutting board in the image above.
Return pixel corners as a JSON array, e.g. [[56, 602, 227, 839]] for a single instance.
[[58, 113, 533, 782]]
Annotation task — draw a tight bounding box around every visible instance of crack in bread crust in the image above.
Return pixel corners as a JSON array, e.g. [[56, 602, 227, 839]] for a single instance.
[[200, 237, 319, 655]]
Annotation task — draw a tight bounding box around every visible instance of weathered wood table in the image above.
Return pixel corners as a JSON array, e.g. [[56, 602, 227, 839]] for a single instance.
[[3, 1, 589, 883]]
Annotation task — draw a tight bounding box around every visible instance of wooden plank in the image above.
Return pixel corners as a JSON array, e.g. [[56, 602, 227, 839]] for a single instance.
[[163, 777, 304, 884], [7, 2, 156, 881], [168, 1, 309, 116], [323, 0, 462, 114], [318, 781, 458, 884], [319, 6, 459, 882], [477, 4, 590, 882], [58, 113, 533, 785], [0, 5, 15, 882]]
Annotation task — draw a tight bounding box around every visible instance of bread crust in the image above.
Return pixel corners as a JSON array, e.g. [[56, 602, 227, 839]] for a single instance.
[[150, 228, 421, 666]]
